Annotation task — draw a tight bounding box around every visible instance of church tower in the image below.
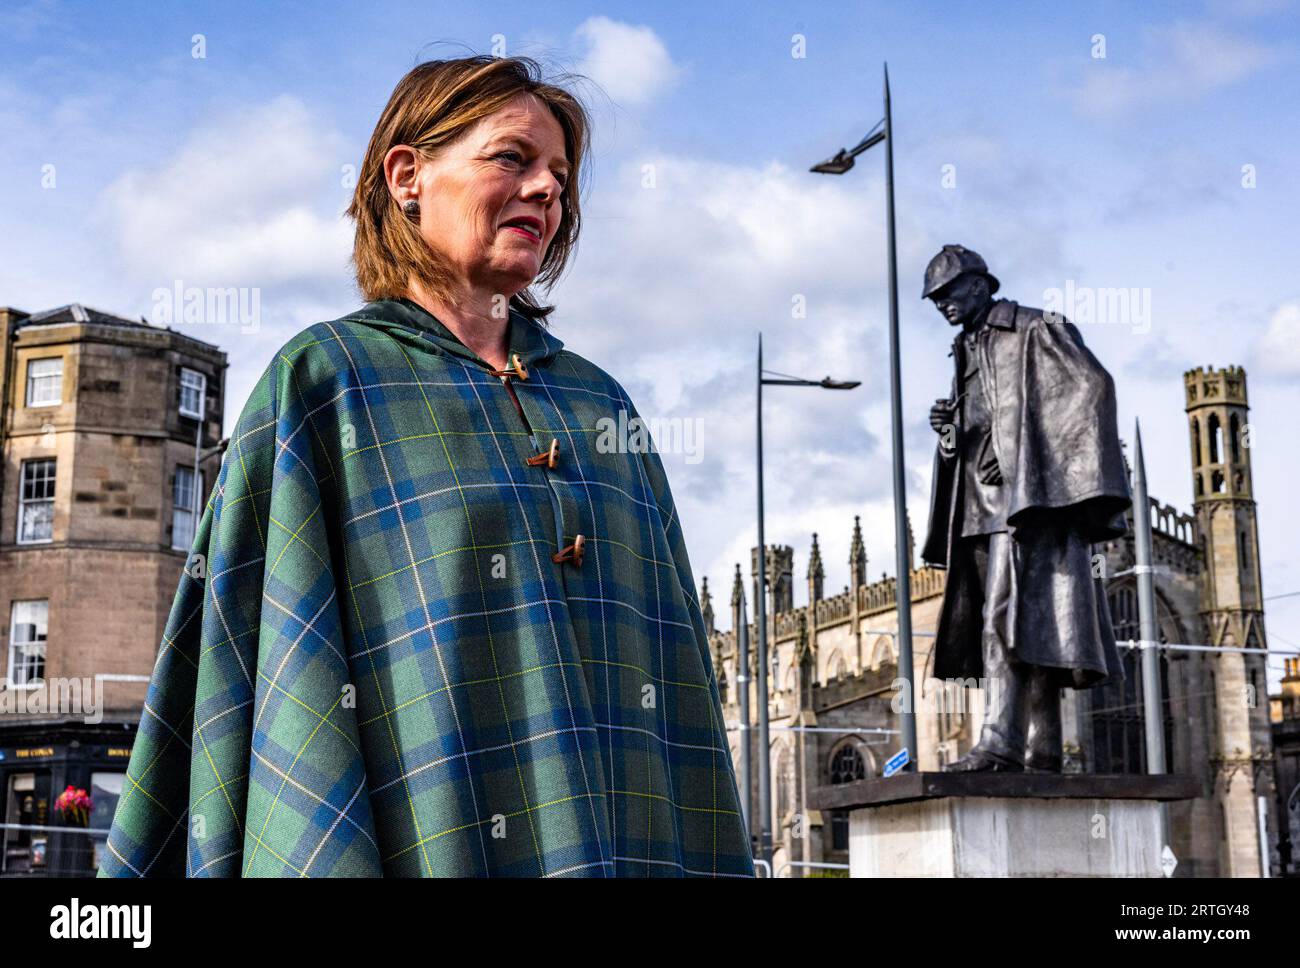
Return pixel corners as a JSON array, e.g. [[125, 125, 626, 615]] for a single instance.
[[1184, 365, 1277, 876], [752, 545, 794, 615]]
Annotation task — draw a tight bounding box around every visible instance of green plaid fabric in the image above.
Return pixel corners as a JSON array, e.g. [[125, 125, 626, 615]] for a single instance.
[[100, 298, 752, 878]]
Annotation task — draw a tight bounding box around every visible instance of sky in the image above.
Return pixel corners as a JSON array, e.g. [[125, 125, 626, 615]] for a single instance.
[[2, 0, 1297, 687]]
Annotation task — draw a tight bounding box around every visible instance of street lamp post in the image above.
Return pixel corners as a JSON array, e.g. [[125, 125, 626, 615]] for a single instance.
[[754, 333, 859, 867], [810, 63, 919, 772]]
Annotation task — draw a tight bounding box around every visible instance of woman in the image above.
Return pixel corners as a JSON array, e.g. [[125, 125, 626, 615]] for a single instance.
[[100, 56, 753, 878]]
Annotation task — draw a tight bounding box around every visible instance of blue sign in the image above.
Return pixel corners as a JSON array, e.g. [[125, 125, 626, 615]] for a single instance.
[[884, 747, 910, 777]]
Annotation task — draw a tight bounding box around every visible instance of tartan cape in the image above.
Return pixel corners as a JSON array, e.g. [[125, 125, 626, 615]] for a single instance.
[[100, 297, 752, 878]]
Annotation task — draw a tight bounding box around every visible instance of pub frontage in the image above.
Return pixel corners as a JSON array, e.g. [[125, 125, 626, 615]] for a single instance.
[[0, 719, 136, 877]]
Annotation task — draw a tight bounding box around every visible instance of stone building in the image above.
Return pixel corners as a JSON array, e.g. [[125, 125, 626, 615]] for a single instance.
[[0, 303, 226, 876], [705, 365, 1280, 877], [1271, 656, 1300, 876]]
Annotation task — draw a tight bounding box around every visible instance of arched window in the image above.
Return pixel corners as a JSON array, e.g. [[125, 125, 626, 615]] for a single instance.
[[776, 745, 792, 820], [1208, 414, 1222, 464], [1229, 414, 1241, 463], [829, 744, 867, 785], [834, 651, 849, 680], [1192, 418, 1202, 466], [828, 743, 867, 852], [1090, 584, 1174, 774]]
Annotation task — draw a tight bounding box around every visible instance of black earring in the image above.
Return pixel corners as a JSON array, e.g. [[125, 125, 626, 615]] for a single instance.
[[402, 198, 420, 219]]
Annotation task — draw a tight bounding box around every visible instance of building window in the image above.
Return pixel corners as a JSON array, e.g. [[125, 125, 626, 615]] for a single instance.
[[828, 743, 867, 852], [2, 772, 50, 874], [775, 746, 791, 821], [179, 367, 206, 419], [17, 458, 56, 543], [7, 599, 48, 687], [25, 357, 62, 407], [1090, 584, 1174, 774], [172, 465, 202, 551], [830, 743, 867, 784], [88, 772, 124, 872], [1208, 413, 1222, 464]]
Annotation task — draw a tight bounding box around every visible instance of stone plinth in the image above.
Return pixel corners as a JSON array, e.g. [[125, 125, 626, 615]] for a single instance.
[[808, 773, 1198, 878]]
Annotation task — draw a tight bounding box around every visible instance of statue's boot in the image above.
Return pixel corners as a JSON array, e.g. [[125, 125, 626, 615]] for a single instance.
[[1023, 666, 1063, 773], [943, 745, 1024, 772], [1023, 753, 1062, 773], [946, 614, 1029, 773]]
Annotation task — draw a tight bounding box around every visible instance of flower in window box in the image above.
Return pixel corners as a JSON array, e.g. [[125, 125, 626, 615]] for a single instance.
[[55, 785, 93, 827]]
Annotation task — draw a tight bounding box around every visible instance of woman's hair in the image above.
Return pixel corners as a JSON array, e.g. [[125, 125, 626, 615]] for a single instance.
[[347, 55, 591, 324]]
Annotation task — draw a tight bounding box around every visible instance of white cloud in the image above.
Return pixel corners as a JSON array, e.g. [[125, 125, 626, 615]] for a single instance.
[[94, 94, 354, 291], [573, 16, 682, 108], [1074, 20, 1282, 116], [1255, 300, 1300, 375], [86, 95, 361, 434]]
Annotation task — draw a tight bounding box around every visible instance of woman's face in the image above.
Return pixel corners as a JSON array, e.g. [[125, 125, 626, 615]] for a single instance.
[[389, 93, 570, 301]]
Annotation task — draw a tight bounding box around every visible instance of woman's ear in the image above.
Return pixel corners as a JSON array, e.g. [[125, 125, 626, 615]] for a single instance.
[[383, 144, 420, 204]]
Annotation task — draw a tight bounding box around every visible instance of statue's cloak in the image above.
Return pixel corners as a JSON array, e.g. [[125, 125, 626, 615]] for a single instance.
[[921, 299, 1132, 688]]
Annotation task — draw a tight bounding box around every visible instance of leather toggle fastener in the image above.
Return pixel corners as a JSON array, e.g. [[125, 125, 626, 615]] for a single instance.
[[525, 438, 560, 469], [489, 353, 529, 381], [551, 534, 585, 567]]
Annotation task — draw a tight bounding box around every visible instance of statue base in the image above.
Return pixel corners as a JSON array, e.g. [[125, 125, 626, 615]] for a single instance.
[[807, 772, 1197, 877]]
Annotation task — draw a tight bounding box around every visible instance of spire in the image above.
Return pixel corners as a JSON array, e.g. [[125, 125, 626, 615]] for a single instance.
[[807, 532, 825, 601], [701, 575, 715, 636], [905, 512, 915, 573], [849, 515, 868, 588], [729, 562, 746, 650], [1133, 420, 1148, 508], [807, 532, 824, 579], [1132, 419, 1166, 775]]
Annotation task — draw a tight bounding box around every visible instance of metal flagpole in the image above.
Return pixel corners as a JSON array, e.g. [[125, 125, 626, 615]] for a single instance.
[[1133, 420, 1167, 775], [883, 64, 918, 769], [1132, 419, 1172, 866]]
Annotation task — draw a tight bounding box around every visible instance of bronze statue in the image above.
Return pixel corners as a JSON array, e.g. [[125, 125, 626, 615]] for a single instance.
[[920, 245, 1132, 773]]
